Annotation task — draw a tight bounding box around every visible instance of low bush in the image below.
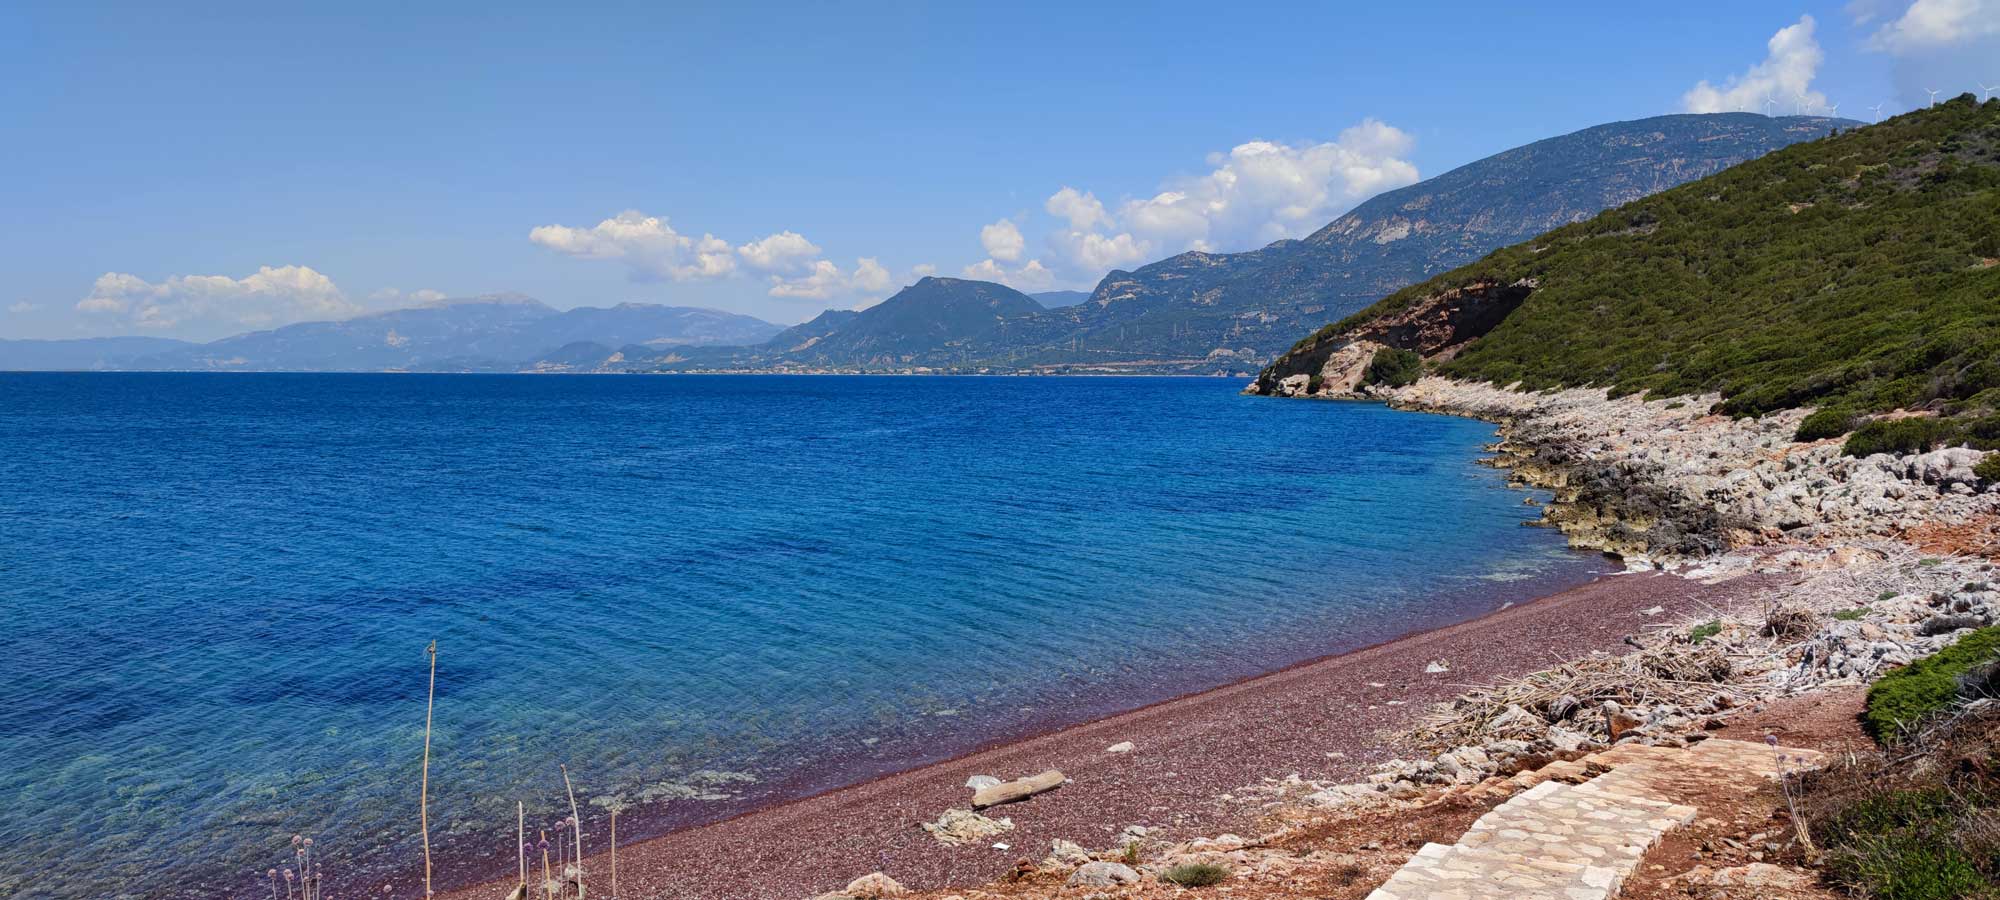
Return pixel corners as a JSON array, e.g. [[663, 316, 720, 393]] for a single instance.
[[1362, 348, 1423, 389], [1159, 863, 1229, 887], [1802, 705, 2000, 899], [1845, 418, 1952, 458], [1798, 407, 1859, 441], [1978, 453, 2000, 483], [1822, 827, 1988, 900], [1864, 626, 2000, 743], [1688, 621, 1722, 644]]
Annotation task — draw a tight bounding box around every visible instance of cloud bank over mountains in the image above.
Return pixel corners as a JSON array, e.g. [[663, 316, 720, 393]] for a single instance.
[[74, 266, 364, 339], [962, 118, 1423, 291], [1681, 15, 1830, 114]]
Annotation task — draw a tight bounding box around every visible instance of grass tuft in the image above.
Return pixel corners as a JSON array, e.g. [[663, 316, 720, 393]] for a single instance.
[[1159, 862, 1230, 887]]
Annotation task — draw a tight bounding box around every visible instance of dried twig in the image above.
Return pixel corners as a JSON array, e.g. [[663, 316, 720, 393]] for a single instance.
[[421, 640, 438, 899], [561, 765, 585, 900]]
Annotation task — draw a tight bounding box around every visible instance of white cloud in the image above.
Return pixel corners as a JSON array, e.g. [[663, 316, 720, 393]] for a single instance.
[[962, 258, 1058, 292], [1862, 0, 2000, 51], [8, 301, 39, 314], [1681, 16, 1828, 114], [531, 210, 902, 304], [1850, 1, 2000, 107], [368, 287, 448, 305], [737, 231, 823, 273], [979, 219, 1026, 262], [75, 265, 358, 336], [1044, 187, 1111, 231], [911, 263, 938, 278], [768, 257, 896, 300], [1024, 119, 1421, 280], [528, 210, 738, 281], [1049, 229, 1152, 270]]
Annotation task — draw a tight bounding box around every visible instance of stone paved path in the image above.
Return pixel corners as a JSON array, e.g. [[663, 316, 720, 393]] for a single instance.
[[1365, 738, 1824, 900]]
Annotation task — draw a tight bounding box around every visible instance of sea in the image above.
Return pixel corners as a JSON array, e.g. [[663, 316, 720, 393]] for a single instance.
[[0, 373, 1607, 898]]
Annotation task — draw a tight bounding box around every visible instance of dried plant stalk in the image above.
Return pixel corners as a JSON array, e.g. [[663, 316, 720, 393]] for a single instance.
[[421, 640, 438, 899], [561, 765, 585, 899]]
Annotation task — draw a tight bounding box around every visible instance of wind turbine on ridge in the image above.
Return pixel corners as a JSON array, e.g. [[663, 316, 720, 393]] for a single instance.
[[1795, 91, 1810, 115], [1826, 101, 1840, 118], [1926, 88, 1942, 106], [1763, 92, 1778, 116], [1870, 102, 1885, 122], [1980, 82, 1997, 102]]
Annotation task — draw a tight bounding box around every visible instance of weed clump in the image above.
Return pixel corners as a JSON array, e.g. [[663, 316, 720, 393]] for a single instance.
[[1159, 863, 1229, 887]]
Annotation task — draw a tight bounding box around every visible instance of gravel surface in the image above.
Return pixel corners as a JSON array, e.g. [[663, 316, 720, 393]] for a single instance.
[[436, 570, 1779, 900]]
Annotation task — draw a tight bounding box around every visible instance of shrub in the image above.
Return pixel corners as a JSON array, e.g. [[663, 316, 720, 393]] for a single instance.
[[1845, 417, 1952, 457], [1307, 373, 1324, 394], [1159, 863, 1229, 887], [1797, 406, 1858, 441], [1822, 828, 1988, 900], [1978, 453, 2000, 483], [1688, 621, 1722, 644], [1835, 608, 1869, 621], [1865, 626, 2000, 742], [1362, 348, 1424, 389]]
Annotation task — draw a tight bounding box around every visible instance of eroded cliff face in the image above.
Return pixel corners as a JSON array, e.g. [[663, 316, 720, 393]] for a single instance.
[[1249, 278, 1535, 397]]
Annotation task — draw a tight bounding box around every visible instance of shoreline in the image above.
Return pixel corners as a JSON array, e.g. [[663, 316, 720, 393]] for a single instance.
[[435, 565, 1770, 900]]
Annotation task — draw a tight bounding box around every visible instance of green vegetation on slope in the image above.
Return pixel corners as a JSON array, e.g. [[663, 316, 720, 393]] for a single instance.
[[1863, 625, 2000, 743], [1804, 647, 2000, 900], [1276, 97, 2000, 444]]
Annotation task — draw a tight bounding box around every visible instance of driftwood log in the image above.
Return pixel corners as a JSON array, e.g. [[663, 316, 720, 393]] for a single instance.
[[971, 770, 1066, 809]]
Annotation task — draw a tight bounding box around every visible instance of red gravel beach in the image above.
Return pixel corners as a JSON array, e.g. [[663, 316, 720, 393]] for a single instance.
[[434, 568, 1776, 900]]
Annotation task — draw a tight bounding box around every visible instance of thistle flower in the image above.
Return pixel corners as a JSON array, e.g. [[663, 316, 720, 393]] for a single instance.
[[1765, 734, 1779, 746]]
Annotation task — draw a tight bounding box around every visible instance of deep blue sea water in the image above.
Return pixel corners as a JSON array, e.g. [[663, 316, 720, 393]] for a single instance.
[[0, 374, 1604, 898]]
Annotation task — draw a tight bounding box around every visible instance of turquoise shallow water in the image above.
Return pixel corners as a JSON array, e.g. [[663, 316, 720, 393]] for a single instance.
[[0, 373, 1603, 898]]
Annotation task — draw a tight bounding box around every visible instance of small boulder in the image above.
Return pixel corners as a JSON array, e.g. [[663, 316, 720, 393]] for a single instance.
[[1068, 861, 1141, 887], [1042, 838, 1093, 869], [840, 872, 908, 899], [1105, 741, 1135, 754], [963, 774, 1002, 790]]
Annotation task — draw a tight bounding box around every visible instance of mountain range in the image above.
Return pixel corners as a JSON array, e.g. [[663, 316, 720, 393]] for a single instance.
[[4, 112, 1856, 375], [625, 113, 1856, 375], [0, 297, 784, 372], [1252, 95, 1998, 446]]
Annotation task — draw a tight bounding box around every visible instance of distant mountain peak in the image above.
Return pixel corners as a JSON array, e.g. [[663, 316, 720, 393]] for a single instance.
[[422, 292, 549, 308]]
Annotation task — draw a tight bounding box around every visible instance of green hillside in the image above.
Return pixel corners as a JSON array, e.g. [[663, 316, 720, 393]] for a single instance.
[[1261, 96, 2000, 451]]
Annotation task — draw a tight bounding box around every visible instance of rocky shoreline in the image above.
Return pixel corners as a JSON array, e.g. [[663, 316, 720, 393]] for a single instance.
[[838, 380, 1999, 899]]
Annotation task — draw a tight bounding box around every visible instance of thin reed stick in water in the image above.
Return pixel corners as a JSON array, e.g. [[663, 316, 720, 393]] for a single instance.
[[517, 801, 527, 889], [561, 765, 585, 899], [610, 809, 618, 899], [540, 829, 552, 900], [421, 640, 438, 899]]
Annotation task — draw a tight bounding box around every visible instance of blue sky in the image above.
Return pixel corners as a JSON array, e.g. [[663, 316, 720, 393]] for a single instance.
[[3, 1, 1996, 339]]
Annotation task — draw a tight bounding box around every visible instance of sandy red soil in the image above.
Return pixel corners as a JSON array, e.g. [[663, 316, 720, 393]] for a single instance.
[[430, 569, 1780, 900]]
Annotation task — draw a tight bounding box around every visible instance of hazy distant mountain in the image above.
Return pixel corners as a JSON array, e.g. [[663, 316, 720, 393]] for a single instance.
[[1031, 290, 1090, 308], [120, 295, 781, 371], [960, 113, 1861, 373], [762, 277, 1041, 367], [763, 308, 863, 353], [0, 336, 197, 371]]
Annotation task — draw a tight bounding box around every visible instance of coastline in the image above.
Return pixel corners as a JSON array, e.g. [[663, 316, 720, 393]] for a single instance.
[[443, 376, 1997, 899], [435, 566, 1766, 900]]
